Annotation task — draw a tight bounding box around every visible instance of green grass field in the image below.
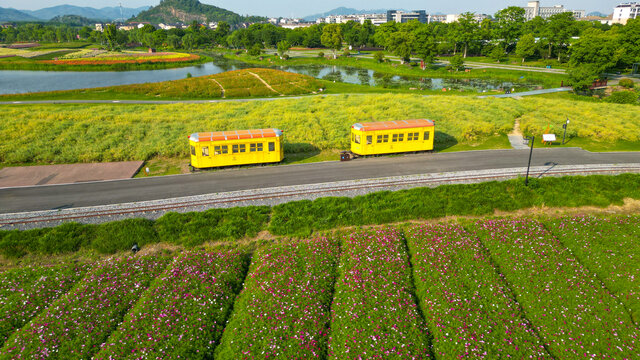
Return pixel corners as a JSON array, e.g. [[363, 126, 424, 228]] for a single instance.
[[1, 94, 638, 167]]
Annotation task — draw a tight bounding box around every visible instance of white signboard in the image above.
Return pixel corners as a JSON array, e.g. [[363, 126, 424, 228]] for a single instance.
[[542, 134, 557, 142]]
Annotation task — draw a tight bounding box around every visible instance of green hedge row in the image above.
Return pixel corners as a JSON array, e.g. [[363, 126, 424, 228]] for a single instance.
[[1, 174, 639, 258], [0, 207, 270, 258]]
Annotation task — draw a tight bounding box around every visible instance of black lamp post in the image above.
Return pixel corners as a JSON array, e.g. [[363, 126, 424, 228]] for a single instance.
[[562, 118, 570, 145], [525, 136, 535, 186]]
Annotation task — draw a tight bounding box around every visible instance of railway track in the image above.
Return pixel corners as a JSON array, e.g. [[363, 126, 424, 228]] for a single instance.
[[1, 163, 639, 230]]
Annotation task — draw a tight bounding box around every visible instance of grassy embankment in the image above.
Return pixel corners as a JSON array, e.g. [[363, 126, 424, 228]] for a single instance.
[[1, 94, 638, 174], [0, 68, 415, 101], [0, 45, 208, 71], [0, 173, 638, 260], [224, 50, 568, 89]]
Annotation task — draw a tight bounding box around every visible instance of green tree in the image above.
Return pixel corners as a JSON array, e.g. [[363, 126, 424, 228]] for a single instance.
[[619, 18, 640, 67], [569, 28, 623, 74], [386, 30, 414, 63], [412, 26, 437, 65], [456, 12, 480, 58], [489, 45, 508, 62], [373, 51, 385, 62], [277, 40, 291, 59], [494, 6, 526, 50], [104, 24, 117, 50], [167, 34, 181, 49], [248, 43, 262, 56], [544, 12, 577, 60], [448, 54, 465, 71], [516, 33, 537, 64], [321, 24, 343, 59]]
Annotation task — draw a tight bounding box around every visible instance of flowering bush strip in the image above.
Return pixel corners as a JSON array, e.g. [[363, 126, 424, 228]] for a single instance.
[[0, 263, 90, 346], [473, 219, 640, 358], [405, 224, 549, 359], [328, 228, 431, 358], [94, 249, 249, 359], [42, 53, 200, 65], [215, 237, 340, 359], [546, 214, 640, 324], [0, 255, 170, 359]]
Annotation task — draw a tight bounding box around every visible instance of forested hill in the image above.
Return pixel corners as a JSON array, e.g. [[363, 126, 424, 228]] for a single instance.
[[130, 0, 265, 25]]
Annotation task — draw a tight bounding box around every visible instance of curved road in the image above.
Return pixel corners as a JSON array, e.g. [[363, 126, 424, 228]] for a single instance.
[[1, 148, 639, 214]]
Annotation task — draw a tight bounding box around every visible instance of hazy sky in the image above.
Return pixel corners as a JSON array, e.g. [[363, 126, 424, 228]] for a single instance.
[[6, 0, 622, 17]]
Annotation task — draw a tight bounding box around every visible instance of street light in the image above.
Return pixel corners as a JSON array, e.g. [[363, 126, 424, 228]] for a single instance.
[[562, 118, 570, 145], [525, 136, 535, 186]]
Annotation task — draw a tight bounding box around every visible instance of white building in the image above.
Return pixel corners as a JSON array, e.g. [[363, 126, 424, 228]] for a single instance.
[[316, 13, 386, 25], [443, 13, 489, 23], [522, 1, 585, 20], [612, 2, 640, 24]]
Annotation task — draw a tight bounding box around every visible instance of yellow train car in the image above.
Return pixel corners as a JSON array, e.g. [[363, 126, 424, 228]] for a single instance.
[[189, 128, 284, 169], [350, 119, 435, 156]]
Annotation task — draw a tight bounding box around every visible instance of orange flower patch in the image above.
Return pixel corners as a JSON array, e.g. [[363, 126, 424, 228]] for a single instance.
[[41, 54, 200, 66]]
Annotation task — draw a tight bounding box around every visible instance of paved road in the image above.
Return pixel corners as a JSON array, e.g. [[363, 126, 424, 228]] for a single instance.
[[480, 87, 572, 99], [2, 148, 639, 214]]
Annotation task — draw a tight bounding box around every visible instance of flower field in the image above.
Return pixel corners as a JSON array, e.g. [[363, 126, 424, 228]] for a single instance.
[[473, 219, 640, 359], [216, 237, 340, 359], [405, 224, 549, 359], [0, 263, 89, 345], [546, 215, 640, 324], [328, 228, 431, 358], [94, 249, 249, 359], [42, 52, 200, 65], [0, 214, 639, 359], [0, 255, 170, 359]]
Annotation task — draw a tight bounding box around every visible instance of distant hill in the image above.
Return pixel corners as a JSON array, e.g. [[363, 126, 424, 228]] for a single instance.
[[130, 0, 265, 25], [21, 5, 150, 21], [303, 7, 395, 21], [0, 7, 41, 22], [49, 14, 97, 26], [587, 11, 609, 18]]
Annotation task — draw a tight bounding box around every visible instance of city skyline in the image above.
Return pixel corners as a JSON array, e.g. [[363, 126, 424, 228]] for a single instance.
[[3, 0, 624, 18]]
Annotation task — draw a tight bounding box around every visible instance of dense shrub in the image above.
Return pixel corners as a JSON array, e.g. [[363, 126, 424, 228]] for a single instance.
[[618, 78, 635, 89], [91, 218, 158, 254], [604, 90, 639, 104]]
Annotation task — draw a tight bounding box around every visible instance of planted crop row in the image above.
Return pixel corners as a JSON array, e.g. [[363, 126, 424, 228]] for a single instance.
[[0, 255, 170, 359], [473, 219, 640, 358], [216, 237, 340, 358], [94, 249, 249, 359], [329, 228, 430, 358], [546, 214, 640, 324], [0, 263, 90, 346], [405, 224, 549, 359]]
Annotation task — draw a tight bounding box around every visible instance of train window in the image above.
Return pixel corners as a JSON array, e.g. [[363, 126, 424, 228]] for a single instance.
[[239, 144, 246, 153], [355, 135, 361, 144], [232, 144, 239, 153], [352, 134, 355, 142], [408, 133, 416, 141], [383, 134, 389, 143], [414, 132, 419, 140], [221, 145, 228, 154], [250, 143, 256, 152], [366, 135, 372, 144], [398, 133, 404, 141], [202, 146, 209, 157], [214, 146, 221, 155], [190, 146, 196, 156], [269, 142, 275, 151], [377, 135, 383, 143], [392, 134, 398, 142], [424, 131, 430, 141], [258, 143, 264, 151]]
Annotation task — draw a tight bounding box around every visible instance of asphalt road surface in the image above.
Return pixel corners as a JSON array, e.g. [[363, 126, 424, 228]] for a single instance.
[[1, 148, 639, 214]]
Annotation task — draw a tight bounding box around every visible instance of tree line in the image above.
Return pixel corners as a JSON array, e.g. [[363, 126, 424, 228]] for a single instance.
[[2, 6, 639, 90]]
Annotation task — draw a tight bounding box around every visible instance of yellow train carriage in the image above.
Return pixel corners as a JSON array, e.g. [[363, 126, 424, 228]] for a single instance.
[[189, 128, 284, 169], [350, 119, 435, 156]]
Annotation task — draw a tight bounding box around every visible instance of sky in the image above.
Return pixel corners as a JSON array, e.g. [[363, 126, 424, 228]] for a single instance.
[[5, 0, 623, 17]]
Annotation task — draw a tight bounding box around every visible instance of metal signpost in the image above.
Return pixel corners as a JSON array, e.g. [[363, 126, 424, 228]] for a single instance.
[[562, 118, 570, 145], [525, 136, 534, 186]]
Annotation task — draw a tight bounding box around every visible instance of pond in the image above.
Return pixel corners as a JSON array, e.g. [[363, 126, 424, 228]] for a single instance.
[[0, 56, 534, 95]]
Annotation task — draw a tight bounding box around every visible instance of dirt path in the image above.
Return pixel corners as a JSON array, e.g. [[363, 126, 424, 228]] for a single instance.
[[507, 118, 528, 149], [247, 71, 282, 95], [211, 79, 225, 98]]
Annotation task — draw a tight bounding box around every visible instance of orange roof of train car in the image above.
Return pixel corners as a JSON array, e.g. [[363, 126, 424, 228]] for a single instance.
[[352, 119, 434, 132], [189, 129, 283, 142]]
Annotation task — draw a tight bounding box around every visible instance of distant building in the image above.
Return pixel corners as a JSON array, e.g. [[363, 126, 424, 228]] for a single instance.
[[443, 13, 489, 23], [316, 13, 386, 25], [387, 10, 427, 23], [521, 1, 585, 20], [428, 14, 447, 23], [612, 2, 640, 24]]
